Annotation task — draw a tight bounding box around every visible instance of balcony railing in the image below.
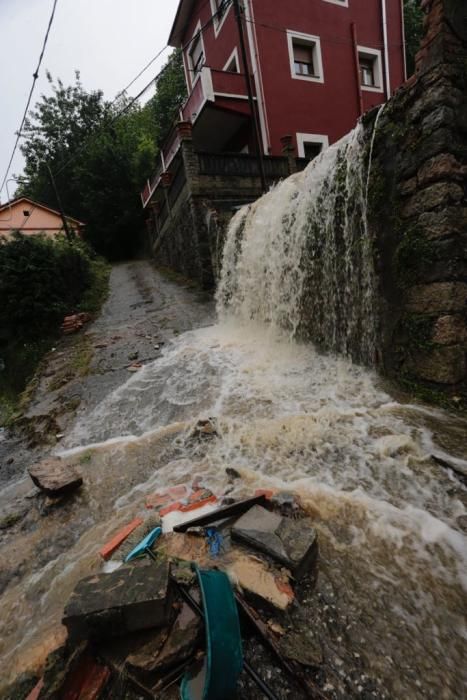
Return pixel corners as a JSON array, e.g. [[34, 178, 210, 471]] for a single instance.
[[141, 66, 256, 207]]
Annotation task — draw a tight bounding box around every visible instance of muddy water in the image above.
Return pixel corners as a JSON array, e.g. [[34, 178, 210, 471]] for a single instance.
[[1, 320, 465, 697]]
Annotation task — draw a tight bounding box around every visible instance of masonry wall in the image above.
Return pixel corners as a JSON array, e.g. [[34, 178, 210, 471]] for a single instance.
[[368, 0, 467, 394]]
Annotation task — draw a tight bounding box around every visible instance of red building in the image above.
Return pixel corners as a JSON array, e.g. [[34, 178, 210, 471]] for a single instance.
[[141, 0, 406, 285], [170, 0, 404, 160]]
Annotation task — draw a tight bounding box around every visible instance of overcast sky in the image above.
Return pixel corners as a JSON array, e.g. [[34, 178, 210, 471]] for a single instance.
[[0, 0, 180, 201]]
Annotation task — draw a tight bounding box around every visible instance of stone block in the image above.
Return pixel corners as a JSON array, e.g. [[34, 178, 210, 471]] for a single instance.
[[28, 458, 82, 496], [63, 560, 170, 642], [412, 345, 466, 384], [231, 505, 317, 579], [432, 315, 466, 345], [406, 282, 467, 314], [418, 153, 466, 185], [417, 207, 467, 239], [401, 182, 463, 219]]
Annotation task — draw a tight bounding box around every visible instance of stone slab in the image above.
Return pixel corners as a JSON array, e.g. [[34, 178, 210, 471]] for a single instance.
[[232, 505, 317, 579], [28, 458, 82, 496], [62, 560, 170, 641]]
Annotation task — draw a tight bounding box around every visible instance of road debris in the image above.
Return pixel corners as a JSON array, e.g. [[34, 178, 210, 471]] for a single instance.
[[28, 457, 83, 497], [48, 484, 322, 698]]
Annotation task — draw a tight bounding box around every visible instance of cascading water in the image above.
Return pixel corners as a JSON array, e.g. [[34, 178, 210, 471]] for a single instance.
[[217, 122, 379, 365], [0, 121, 466, 698]]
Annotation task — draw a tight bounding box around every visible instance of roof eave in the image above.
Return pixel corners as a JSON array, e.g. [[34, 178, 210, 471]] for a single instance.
[[168, 0, 195, 48]]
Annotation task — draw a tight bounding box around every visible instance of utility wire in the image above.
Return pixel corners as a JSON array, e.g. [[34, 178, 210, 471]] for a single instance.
[[52, 0, 231, 179], [0, 0, 59, 198]]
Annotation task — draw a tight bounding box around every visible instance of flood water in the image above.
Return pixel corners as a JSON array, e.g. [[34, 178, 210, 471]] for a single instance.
[[0, 124, 466, 697]]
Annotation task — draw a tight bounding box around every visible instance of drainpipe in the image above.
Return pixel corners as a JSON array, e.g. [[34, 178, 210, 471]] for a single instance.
[[351, 23, 364, 117], [233, 0, 267, 193], [381, 0, 391, 99]]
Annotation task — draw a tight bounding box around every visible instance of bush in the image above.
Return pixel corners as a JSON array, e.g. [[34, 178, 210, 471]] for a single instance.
[[0, 234, 110, 423], [0, 233, 94, 339]]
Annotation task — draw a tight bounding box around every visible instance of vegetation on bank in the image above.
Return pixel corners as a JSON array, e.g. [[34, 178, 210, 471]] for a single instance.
[[0, 234, 110, 425]]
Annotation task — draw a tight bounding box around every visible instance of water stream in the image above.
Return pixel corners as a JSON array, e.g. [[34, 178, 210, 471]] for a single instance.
[[0, 123, 466, 697]]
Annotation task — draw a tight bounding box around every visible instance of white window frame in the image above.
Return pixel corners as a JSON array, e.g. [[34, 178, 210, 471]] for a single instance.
[[322, 0, 349, 6], [222, 47, 240, 73], [286, 30, 324, 84], [187, 21, 206, 88], [210, 0, 232, 38], [357, 46, 384, 93], [296, 133, 329, 159]]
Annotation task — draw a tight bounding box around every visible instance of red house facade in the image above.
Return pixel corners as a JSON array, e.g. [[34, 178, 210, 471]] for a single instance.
[[168, 0, 405, 160], [142, 0, 406, 286]]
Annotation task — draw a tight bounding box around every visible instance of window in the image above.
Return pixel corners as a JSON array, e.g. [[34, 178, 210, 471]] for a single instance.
[[223, 48, 239, 73], [357, 47, 383, 92], [287, 31, 324, 83], [211, 0, 231, 36], [296, 133, 329, 159], [189, 33, 205, 76], [23, 210, 30, 216]]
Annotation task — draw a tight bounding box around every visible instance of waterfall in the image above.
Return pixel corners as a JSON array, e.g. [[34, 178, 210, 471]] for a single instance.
[[217, 122, 379, 365]]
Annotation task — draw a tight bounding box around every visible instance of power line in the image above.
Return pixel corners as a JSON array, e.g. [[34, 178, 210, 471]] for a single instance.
[[52, 0, 230, 179], [0, 0, 59, 198]]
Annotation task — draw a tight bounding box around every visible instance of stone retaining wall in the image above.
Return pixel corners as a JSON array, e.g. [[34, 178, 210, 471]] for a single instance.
[[368, 0, 467, 393]]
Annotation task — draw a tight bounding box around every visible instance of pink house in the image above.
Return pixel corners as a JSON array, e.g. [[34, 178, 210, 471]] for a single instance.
[[0, 197, 84, 238]]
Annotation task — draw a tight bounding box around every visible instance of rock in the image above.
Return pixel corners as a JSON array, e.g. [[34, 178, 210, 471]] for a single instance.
[[62, 559, 170, 642], [191, 418, 218, 439], [232, 505, 317, 579], [128, 351, 139, 361], [401, 182, 463, 218], [270, 491, 304, 518], [406, 282, 467, 314], [28, 458, 82, 496], [226, 467, 241, 481], [279, 631, 323, 667], [411, 345, 466, 384], [127, 603, 201, 675], [432, 315, 465, 345], [125, 627, 169, 675]]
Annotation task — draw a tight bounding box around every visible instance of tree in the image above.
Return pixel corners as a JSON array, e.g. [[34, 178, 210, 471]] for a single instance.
[[404, 0, 424, 76], [146, 50, 188, 148], [18, 53, 186, 260]]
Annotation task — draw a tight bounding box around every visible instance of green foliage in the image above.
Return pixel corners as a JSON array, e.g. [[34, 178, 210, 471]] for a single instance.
[[17, 55, 186, 260], [0, 235, 109, 422], [394, 226, 435, 288], [146, 51, 188, 148], [404, 0, 424, 76], [0, 233, 92, 338], [397, 314, 434, 352]]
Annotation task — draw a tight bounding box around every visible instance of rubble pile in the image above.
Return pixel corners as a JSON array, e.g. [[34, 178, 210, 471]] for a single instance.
[[60, 312, 91, 335], [24, 462, 322, 699]]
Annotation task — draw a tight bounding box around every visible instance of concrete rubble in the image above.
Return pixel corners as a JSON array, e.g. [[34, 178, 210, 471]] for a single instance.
[[25, 479, 321, 699]]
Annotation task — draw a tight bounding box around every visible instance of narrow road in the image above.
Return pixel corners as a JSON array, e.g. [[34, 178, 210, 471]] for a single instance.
[[0, 261, 214, 488]]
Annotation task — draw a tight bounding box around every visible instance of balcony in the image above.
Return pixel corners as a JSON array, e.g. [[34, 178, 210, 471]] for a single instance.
[[141, 66, 255, 208]]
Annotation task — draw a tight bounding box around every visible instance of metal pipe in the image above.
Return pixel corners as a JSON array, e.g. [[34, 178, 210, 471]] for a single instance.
[[381, 0, 391, 99], [351, 22, 364, 116], [233, 0, 267, 193]]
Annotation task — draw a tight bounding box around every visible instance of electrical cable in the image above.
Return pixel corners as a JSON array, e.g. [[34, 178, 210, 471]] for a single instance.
[[0, 0, 59, 198]]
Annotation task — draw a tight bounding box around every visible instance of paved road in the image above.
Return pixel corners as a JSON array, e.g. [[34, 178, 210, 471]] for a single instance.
[[0, 261, 214, 488]]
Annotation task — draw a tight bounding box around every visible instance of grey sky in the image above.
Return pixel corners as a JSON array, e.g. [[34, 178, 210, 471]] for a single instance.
[[0, 0, 180, 201]]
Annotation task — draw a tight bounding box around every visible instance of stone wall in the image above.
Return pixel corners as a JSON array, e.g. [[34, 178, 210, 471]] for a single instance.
[[368, 0, 467, 394]]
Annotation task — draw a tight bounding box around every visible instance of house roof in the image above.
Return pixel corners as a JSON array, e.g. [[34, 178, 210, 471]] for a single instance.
[[168, 0, 197, 47], [0, 196, 85, 226]]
